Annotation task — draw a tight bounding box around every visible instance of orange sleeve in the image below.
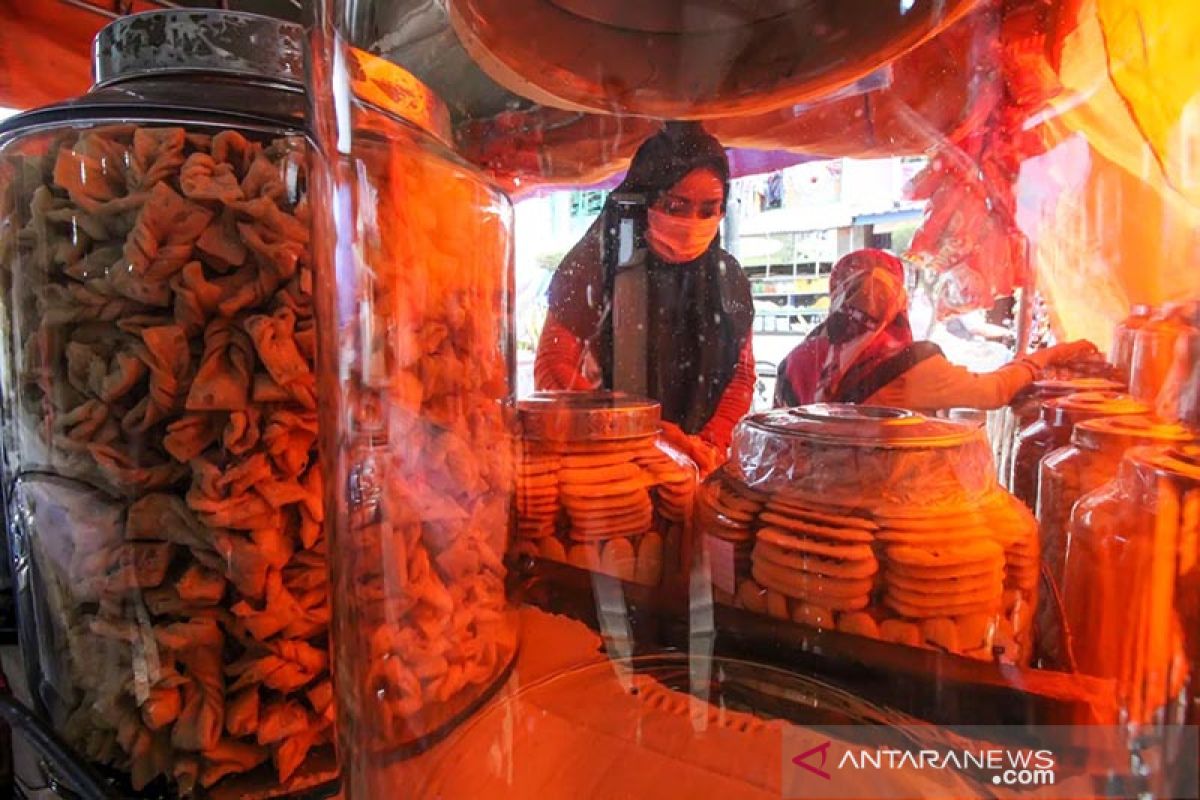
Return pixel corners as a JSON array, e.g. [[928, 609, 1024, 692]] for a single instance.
[[699, 334, 756, 451], [534, 313, 600, 391]]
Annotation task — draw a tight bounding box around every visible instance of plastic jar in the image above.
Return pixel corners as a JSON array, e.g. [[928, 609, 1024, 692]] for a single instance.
[[1034, 416, 1194, 670], [514, 392, 697, 587], [1110, 304, 1153, 382], [1010, 390, 1148, 510], [309, 45, 518, 794], [1062, 445, 1200, 726], [697, 404, 1036, 664], [0, 12, 332, 796]]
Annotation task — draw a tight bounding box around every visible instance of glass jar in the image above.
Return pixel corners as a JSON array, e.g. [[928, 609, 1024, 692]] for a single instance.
[[1129, 303, 1199, 404], [1035, 416, 1194, 671], [1010, 390, 1147, 509], [697, 404, 1035, 664], [1155, 318, 1200, 428], [1110, 304, 1154, 382], [992, 377, 1124, 493], [0, 12, 333, 796], [309, 44, 518, 793], [512, 392, 697, 587], [1062, 445, 1200, 726]]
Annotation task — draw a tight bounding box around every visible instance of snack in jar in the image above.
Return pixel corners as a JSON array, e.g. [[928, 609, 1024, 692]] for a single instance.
[[1061, 445, 1200, 725], [308, 46, 517, 794], [0, 12, 333, 795], [991, 377, 1124, 494], [1035, 416, 1194, 670], [1128, 302, 1199, 404], [1110, 304, 1154, 382], [699, 405, 1037, 664], [514, 392, 697, 587], [1010, 390, 1149, 509]]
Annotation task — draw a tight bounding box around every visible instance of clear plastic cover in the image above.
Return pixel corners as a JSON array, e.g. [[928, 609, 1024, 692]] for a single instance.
[[697, 405, 1036, 664]]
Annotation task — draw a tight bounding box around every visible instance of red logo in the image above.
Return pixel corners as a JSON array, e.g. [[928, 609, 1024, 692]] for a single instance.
[[793, 740, 833, 780]]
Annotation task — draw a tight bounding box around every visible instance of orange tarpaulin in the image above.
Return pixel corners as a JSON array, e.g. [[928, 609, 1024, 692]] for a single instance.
[[0, 0, 101, 112], [1019, 0, 1200, 348]]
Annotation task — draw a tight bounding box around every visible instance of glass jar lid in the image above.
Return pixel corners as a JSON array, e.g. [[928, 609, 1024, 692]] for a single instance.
[[1127, 444, 1200, 490], [1072, 415, 1194, 451], [739, 404, 977, 450], [1042, 391, 1149, 426], [517, 391, 660, 441], [93, 10, 305, 88]]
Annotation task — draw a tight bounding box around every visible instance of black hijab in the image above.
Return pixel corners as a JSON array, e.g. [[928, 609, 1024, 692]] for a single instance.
[[546, 123, 754, 434]]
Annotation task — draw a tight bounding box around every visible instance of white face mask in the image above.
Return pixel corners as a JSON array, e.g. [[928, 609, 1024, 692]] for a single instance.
[[646, 208, 721, 263]]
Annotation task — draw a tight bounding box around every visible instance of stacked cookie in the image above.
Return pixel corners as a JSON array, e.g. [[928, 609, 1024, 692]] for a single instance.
[[750, 496, 879, 624], [982, 493, 1039, 661], [697, 474, 767, 591], [704, 483, 1035, 661], [637, 447, 696, 522], [516, 448, 561, 542], [514, 436, 687, 586], [875, 509, 1003, 607]]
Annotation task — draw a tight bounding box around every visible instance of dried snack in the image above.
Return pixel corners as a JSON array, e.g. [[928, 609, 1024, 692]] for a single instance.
[[2, 126, 329, 795]]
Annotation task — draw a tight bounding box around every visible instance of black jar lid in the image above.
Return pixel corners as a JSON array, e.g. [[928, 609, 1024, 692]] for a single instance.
[[93, 9, 305, 89]]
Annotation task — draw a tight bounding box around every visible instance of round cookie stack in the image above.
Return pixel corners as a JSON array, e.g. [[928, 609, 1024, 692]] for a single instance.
[[516, 447, 561, 544], [558, 445, 653, 583], [697, 472, 767, 598], [637, 446, 697, 523], [981, 493, 1039, 661], [749, 495, 879, 627], [874, 505, 1007, 657]]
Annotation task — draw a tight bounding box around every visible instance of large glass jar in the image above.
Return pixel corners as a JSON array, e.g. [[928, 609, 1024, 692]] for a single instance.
[[1034, 416, 1194, 670], [1129, 303, 1199, 404], [992, 377, 1124, 493], [698, 404, 1036, 664], [0, 12, 334, 796], [1155, 318, 1200, 427], [308, 45, 518, 795], [1110, 304, 1154, 383], [1062, 445, 1200, 726], [513, 392, 697, 587], [1009, 390, 1147, 509]]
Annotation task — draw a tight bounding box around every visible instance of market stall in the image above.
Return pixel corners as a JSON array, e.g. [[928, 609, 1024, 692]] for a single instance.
[[0, 0, 1197, 798]]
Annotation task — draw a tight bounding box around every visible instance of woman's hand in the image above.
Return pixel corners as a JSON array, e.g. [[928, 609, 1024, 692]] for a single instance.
[[660, 422, 723, 477], [1026, 340, 1100, 369]]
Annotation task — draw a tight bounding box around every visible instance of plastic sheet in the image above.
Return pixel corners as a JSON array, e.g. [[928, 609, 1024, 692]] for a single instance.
[[699, 405, 1036, 664]]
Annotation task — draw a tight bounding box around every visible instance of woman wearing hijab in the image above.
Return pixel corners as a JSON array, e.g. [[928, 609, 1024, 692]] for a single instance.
[[774, 249, 1096, 411], [535, 123, 755, 472]]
